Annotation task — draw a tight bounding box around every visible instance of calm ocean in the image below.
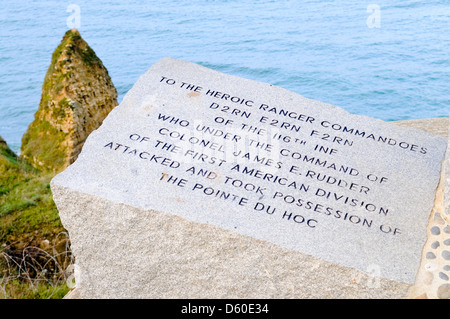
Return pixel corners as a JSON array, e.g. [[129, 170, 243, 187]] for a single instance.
[[1, 1, 449, 154]]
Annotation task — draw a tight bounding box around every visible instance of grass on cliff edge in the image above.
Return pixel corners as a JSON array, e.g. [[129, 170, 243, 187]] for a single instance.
[[0, 140, 71, 299]]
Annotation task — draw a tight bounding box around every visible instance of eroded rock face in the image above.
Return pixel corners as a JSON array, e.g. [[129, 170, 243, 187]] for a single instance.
[[21, 29, 118, 172]]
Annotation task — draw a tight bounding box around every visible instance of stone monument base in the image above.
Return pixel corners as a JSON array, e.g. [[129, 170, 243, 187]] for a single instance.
[[62, 116, 448, 299], [52, 55, 447, 300], [56, 188, 409, 298]]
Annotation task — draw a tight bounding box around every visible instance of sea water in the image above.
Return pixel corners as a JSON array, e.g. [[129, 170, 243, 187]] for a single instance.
[[1, 0, 449, 154]]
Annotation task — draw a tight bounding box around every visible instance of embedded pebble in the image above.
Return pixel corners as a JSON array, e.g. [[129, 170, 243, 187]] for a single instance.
[[434, 212, 445, 225], [439, 272, 449, 281], [443, 251, 450, 261], [426, 252, 436, 259], [437, 284, 450, 299], [431, 226, 441, 235], [431, 241, 440, 249]]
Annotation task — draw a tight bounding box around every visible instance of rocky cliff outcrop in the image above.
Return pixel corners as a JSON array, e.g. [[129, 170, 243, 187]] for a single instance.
[[21, 29, 118, 172]]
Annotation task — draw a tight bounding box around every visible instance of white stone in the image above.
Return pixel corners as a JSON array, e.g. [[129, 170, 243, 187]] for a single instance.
[[51, 58, 448, 298]]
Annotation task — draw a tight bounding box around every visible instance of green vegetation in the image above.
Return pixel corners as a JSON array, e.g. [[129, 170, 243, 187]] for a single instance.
[[81, 46, 102, 67], [21, 119, 68, 172], [1, 280, 69, 299], [0, 138, 72, 299]]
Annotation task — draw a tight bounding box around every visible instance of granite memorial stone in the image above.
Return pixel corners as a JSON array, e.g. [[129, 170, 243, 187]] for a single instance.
[[51, 58, 448, 298]]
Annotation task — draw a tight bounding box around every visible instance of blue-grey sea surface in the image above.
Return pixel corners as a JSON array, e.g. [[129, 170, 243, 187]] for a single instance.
[[1, 0, 449, 154]]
